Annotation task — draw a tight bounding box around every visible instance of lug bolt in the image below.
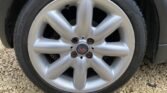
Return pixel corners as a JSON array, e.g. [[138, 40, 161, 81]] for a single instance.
[[71, 37, 79, 44], [86, 52, 93, 58], [71, 51, 78, 58], [87, 38, 94, 44]]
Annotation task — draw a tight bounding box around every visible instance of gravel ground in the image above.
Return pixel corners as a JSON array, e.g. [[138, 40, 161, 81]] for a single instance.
[[0, 40, 167, 93]]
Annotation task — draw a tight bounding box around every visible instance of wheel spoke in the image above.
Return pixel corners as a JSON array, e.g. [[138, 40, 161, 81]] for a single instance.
[[94, 42, 129, 57], [73, 58, 88, 90], [76, 0, 93, 37], [89, 55, 113, 81], [45, 54, 72, 79], [93, 15, 122, 41], [34, 38, 71, 54], [46, 11, 75, 39]]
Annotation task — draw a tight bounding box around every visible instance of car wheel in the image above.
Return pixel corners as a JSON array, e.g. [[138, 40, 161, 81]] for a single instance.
[[14, 0, 146, 93]]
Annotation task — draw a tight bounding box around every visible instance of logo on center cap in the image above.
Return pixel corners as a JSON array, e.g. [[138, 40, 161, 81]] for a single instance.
[[76, 44, 89, 55]]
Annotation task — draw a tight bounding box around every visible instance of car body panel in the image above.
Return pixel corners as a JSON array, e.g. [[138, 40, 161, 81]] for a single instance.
[[153, 0, 167, 63], [0, 0, 13, 47], [154, 0, 167, 44]]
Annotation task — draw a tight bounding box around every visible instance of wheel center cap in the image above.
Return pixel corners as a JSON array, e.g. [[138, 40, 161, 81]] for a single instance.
[[76, 44, 89, 55]]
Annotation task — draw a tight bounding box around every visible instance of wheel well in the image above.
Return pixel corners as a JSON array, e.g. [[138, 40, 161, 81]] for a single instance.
[[5, 0, 28, 47], [5, 0, 160, 62], [135, 0, 160, 61]]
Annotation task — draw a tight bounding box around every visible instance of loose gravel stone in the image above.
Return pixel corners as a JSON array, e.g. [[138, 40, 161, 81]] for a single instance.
[[0, 41, 167, 93]]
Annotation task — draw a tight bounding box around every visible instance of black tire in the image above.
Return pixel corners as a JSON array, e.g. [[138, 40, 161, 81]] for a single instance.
[[14, 0, 146, 93]]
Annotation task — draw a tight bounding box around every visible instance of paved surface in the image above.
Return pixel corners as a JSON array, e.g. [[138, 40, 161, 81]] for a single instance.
[[0, 41, 167, 93]]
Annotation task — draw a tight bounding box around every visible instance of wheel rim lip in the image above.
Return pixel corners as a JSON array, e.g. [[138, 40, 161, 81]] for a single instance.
[[28, 0, 135, 92]]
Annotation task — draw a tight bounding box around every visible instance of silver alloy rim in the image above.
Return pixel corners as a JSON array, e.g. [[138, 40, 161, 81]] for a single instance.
[[28, 0, 135, 92]]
